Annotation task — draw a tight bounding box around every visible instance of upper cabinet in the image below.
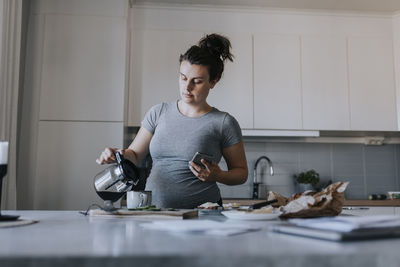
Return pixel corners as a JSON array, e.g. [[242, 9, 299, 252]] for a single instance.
[[128, 30, 253, 129], [128, 6, 399, 132], [128, 30, 201, 125], [254, 34, 302, 130], [348, 36, 397, 131], [207, 33, 253, 129], [301, 36, 350, 130], [39, 14, 126, 121], [253, 33, 397, 131], [254, 33, 398, 131]]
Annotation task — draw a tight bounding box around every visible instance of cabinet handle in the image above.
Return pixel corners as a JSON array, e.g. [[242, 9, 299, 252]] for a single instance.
[[342, 207, 370, 210]]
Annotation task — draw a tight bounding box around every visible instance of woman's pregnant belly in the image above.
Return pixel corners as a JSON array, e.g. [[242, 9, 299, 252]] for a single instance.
[[145, 161, 221, 208]]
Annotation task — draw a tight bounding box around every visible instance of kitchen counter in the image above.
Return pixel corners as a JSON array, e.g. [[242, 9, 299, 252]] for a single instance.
[[224, 199, 400, 207], [1, 210, 400, 267], [343, 199, 400, 206]]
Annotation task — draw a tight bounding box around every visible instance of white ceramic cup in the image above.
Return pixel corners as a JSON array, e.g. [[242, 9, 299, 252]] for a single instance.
[[0, 142, 8, 165], [127, 191, 152, 209]]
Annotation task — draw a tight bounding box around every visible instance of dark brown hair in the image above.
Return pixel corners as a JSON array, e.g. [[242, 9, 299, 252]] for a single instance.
[[179, 33, 234, 82]]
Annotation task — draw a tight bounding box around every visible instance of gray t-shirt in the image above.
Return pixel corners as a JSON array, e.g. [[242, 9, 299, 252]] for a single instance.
[[141, 101, 242, 209]]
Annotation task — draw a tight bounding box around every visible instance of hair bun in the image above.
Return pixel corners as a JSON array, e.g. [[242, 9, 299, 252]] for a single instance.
[[198, 34, 234, 62]]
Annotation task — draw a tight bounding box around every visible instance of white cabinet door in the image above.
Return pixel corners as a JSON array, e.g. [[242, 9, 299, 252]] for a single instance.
[[31, 0, 126, 17], [34, 121, 123, 210], [301, 36, 350, 130], [128, 30, 202, 125], [348, 37, 397, 131], [254, 34, 302, 129], [207, 33, 253, 129], [341, 207, 395, 216], [39, 15, 126, 121], [128, 30, 253, 128]]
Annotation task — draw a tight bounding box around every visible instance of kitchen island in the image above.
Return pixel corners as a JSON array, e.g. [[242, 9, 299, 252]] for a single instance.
[[1, 210, 400, 267]]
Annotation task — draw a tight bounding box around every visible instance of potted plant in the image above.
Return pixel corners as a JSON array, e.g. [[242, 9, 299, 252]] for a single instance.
[[294, 169, 320, 192]]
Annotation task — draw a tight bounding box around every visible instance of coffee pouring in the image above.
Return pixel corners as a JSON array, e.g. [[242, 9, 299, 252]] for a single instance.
[[93, 152, 140, 212]]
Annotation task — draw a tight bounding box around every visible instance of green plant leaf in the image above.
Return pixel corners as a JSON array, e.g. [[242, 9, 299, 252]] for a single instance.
[[295, 169, 320, 186]]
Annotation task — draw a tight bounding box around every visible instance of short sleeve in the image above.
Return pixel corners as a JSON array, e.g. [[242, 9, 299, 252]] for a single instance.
[[221, 114, 242, 148], [141, 103, 165, 134]]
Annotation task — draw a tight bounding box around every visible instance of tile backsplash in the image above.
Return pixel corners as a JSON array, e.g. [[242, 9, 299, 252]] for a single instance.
[[218, 141, 400, 200]]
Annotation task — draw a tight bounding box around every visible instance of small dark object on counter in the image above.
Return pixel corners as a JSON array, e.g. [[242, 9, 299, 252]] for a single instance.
[[128, 205, 161, 211], [249, 199, 278, 209], [368, 194, 387, 200]]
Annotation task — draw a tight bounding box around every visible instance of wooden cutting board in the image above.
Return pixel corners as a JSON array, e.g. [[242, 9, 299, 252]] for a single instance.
[[89, 208, 198, 219]]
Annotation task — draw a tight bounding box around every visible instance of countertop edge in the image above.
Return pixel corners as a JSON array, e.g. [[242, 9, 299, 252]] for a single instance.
[[223, 198, 400, 207], [343, 199, 400, 207]]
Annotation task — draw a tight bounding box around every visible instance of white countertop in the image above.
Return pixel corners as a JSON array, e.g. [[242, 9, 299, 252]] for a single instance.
[[1, 210, 400, 267]]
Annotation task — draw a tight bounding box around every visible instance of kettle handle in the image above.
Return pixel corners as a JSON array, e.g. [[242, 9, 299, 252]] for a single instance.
[[115, 152, 128, 180], [115, 152, 124, 165]]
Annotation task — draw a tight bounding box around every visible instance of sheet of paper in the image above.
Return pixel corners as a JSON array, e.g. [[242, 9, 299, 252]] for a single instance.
[[289, 215, 400, 232], [140, 220, 260, 236]]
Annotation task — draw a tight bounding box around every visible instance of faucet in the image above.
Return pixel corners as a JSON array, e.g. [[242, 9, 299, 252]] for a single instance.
[[253, 156, 274, 199]]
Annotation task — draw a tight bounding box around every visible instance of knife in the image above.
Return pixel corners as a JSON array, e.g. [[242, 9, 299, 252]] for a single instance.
[[248, 199, 278, 210]]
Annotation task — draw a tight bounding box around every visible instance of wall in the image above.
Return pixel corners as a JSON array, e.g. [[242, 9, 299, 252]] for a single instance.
[[217, 141, 400, 200]]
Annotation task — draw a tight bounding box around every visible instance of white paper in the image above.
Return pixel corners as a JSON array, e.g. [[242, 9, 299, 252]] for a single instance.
[[0, 142, 8, 165], [140, 220, 260, 236], [289, 215, 400, 232]]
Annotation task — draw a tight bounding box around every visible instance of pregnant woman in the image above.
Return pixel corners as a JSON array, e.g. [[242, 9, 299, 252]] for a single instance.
[[97, 33, 248, 208]]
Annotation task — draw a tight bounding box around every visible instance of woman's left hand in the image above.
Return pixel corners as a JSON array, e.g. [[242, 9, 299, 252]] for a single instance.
[[189, 159, 222, 182]]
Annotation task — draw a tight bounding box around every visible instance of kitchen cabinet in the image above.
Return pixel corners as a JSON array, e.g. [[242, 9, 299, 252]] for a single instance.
[[301, 36, 350, 130], [347, 36, 397, 131], [127, 6, 399, 132], [34, 121, 123, 210], [19, 0, 128, 210], [341, 206, 395, 216], [254, 33, 397, 131], [127, 30, 253, 128], [254, 34, 397, 131], [39, 14, 126, 121], [128, 29, 200, 125], [253, 34, 302, 130], [206, 33, 253, 129]]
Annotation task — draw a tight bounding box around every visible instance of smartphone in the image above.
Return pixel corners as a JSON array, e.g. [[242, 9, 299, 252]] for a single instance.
[[191, 152, 214, 169]]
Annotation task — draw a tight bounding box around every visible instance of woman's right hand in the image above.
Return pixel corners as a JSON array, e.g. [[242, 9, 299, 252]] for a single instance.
[[96, 147, 120, 165]]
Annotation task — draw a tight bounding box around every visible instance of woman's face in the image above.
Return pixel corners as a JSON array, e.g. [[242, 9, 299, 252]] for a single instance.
[[179, 60, 217, 105]]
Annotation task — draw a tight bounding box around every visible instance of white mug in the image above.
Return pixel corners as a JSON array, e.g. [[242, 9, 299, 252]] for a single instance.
[[127, 191, 152, 209], [0, 142, 8, 165]]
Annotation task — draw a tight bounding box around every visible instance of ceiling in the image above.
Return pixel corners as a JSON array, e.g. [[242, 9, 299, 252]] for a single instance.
[[133, 0, 400, 13]]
